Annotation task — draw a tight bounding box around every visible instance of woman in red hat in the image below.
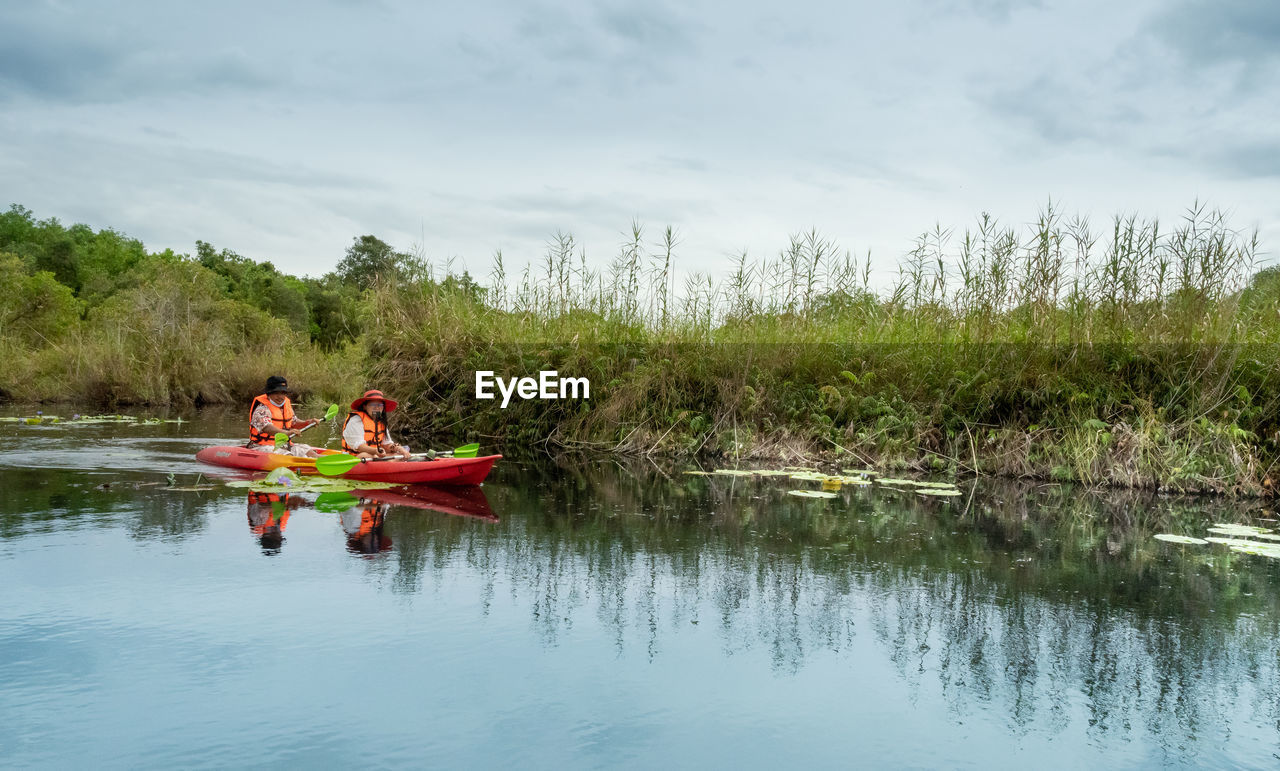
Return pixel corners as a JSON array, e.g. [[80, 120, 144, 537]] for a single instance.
[[342, 389, 412, 460]]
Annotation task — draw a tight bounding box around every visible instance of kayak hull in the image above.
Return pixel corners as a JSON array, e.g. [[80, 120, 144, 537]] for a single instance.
[[196, 446, 500, 486]]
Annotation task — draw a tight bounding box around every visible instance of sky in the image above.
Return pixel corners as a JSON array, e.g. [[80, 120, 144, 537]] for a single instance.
[[2, 0, 1278, 286]]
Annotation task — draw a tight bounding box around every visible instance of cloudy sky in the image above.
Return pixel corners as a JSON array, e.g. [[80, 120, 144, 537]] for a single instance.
[[2, 0, 1277, 285]]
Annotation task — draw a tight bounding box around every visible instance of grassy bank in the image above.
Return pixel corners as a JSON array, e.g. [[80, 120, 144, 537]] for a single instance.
[[4, 202, 1279, 494], [366, 206, 1280, 495]]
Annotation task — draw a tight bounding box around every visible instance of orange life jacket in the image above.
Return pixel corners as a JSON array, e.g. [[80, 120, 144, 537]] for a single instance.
[[249, 394, 295, 445], [247, 492, 290, 534], [354, 505, 384, 538], [346, 504, 390, 553], [342, 410, 387, 453]]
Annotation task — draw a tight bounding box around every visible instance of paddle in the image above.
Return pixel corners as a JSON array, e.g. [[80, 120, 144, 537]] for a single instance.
[[316, 442, 481, 476], [274, 404, 339, 447], [314, 491, 360, 513], [412, 443, 479, 460]]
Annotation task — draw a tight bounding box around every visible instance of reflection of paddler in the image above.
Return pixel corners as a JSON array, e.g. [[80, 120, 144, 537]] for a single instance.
[[341, 500, 393, 555], [247, 491, 297, 554]]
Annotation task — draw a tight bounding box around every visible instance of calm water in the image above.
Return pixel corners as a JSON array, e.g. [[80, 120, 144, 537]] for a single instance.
[[2, 409, 1279, 768]]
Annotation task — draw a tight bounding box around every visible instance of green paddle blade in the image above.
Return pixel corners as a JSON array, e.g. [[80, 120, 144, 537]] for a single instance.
[[315, 491, 359, 513], [274, 432, 289, 447], [323, 404, 339, 420], [453, 443, 479, 458], [315, 453, 362, 476]]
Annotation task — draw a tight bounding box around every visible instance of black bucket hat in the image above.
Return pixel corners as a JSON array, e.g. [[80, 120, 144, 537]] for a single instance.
[[265, 375, 289, 394]]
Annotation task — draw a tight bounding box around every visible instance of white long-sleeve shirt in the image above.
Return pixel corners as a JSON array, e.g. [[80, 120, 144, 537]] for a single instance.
[[343, 415, 395, 451]]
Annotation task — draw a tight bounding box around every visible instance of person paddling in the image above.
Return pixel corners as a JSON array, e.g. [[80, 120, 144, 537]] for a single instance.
[[342, 389, 411, 460], [248, 375, 320, 458]]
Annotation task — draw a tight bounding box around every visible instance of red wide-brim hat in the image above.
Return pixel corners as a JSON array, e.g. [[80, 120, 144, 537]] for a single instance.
[[350, 389, 398, 412]]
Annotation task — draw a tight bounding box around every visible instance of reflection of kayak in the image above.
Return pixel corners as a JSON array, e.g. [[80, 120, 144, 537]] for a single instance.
[[195, 446, 500, 486], [362, 484, 498, 521]]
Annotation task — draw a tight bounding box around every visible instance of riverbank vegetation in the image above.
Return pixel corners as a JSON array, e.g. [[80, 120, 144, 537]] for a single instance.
[[3, 202, 1278, 494], [0, 205, 364, 405]]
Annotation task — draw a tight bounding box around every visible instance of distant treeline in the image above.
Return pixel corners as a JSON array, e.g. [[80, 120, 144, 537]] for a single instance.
[[0, 204, 392, 404]]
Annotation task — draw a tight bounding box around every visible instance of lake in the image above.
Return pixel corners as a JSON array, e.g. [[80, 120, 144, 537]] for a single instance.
[[2, 408, 1278, 768]]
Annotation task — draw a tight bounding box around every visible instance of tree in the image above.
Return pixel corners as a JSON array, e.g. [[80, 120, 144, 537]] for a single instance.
[[336, 235, 407, 290], [0, 252, 82, 346]]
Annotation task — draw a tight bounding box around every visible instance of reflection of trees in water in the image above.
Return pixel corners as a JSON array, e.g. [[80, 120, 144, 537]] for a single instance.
[[0, 469, 210, 541], [377, 460, 1280, 751], [874, 572, 1280, 750]]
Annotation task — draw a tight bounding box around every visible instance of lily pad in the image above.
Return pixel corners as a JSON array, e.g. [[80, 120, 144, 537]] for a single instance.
[[264, 468, 303, 486], [916, 488, 962, 497], [836, 476, 873, 486], [1153, 534, 1209, 545], [840, 468, 878, 476], [1229, 544, 1280, 559], [875, 478, 915, 485], [1210, 523, 1271, 533], [166, 485, 217, 492], [683, 471, 713, 476], [788, 490, 837, 499], [789, 472, 829, 482], [713, 469, 756, 477], [1205, 537, 1272, 548], [301, 479, 396, 492]]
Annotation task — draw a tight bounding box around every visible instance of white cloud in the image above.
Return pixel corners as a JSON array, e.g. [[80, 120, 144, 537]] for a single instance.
[[1, 0, 1277, 286]]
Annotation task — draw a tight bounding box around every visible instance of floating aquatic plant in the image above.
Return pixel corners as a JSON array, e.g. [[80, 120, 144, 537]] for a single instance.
[[1209, 523, 1272, 534], [225, 476, 396, 493], [789, 472, 830, 482], [1153, 534, 1209, 545], [1204, 537, 1272, 548], [1228, 543, 1280, 559], [788, 490, 837, 499], [0, 413, 184, 426], [265, 468, 302, 486], [835, 476, 873, 486]]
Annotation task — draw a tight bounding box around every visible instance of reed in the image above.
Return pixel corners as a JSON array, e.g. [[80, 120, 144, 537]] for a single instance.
[[368, 202, 1279, 495]]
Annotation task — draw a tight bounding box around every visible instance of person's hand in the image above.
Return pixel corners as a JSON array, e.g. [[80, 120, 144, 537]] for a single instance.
[[287, 428, 300, 437], [375, 445, 387, 457], [397, 445, 411, 460]]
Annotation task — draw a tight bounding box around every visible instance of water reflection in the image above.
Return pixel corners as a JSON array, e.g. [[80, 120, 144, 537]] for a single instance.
[[245, 491, 298, 554], [4, 411, 1280, 763], [364, 460, 1280, 759], [237, 485, 500, 559], [340, 500, 393, 555]]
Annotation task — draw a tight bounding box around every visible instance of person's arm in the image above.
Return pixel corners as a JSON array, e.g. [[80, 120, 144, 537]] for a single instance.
[[381, 428, 411, 459], [250, 405, 277, 433], [285, 416, 317, 435]]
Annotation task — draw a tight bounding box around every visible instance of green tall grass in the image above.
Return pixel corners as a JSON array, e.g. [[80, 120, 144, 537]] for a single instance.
[[368, 202, 1280, 495]]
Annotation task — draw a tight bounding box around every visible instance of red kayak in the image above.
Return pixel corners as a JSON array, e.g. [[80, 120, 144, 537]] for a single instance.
[[196, 446, 500, 486]]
